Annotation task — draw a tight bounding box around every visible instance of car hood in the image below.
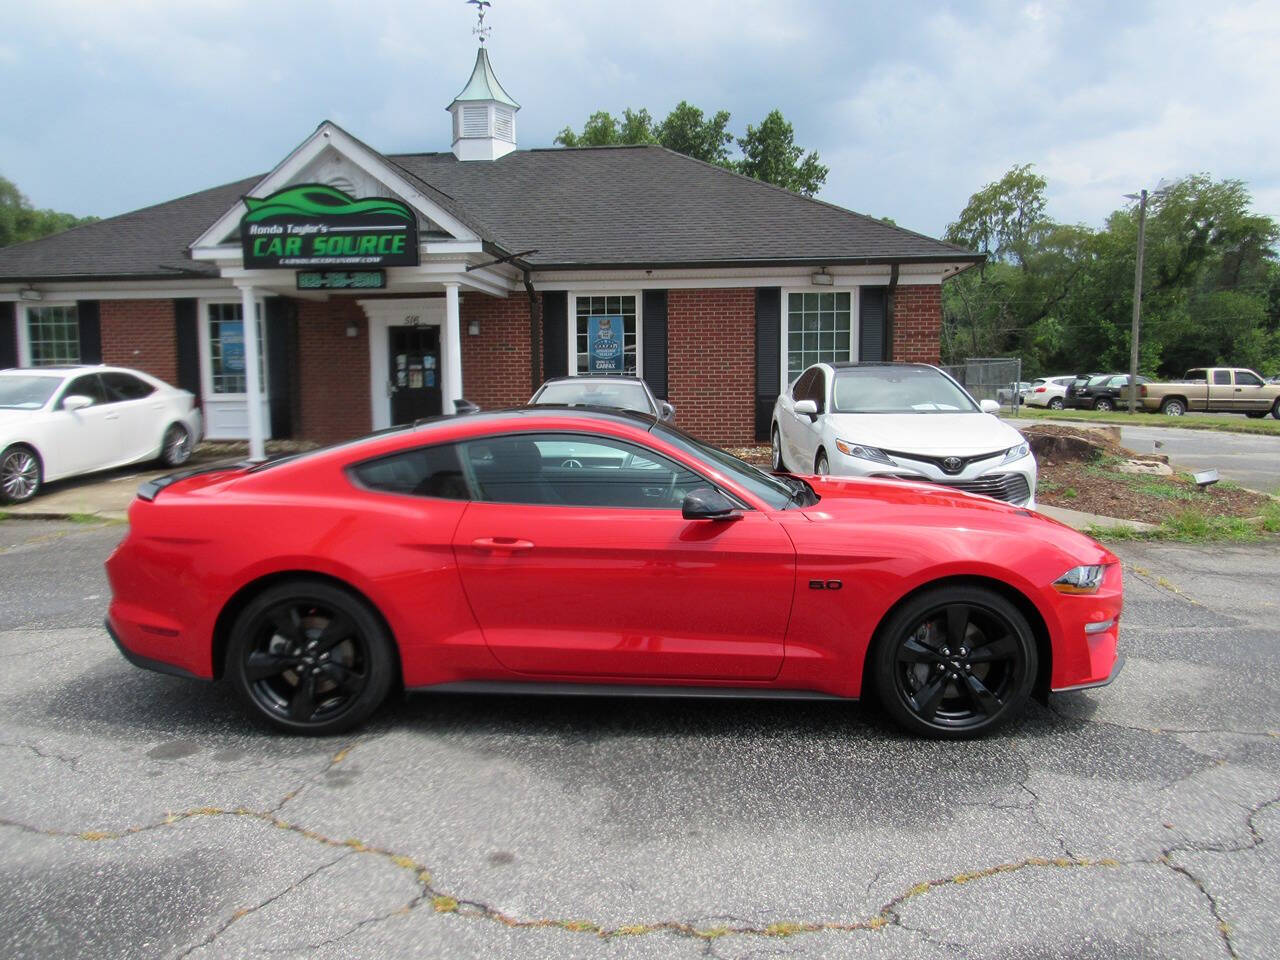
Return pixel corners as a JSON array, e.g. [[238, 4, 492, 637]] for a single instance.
[[0, 408, 39, 434], [822, 412, 1023, 456], [798, 474, 1114, 563]]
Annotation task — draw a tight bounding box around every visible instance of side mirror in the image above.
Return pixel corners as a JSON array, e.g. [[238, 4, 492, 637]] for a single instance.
[[682, 486, 742, 521], [62, 394, 94, 412], [659, 400, 676, 421], [979, 399, 1001, 414], [453, 399, 481, 416], [794, 399, 818, 417]]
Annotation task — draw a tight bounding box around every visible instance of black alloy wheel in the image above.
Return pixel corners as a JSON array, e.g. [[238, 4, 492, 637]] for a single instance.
[[771, 426, 787, 472], [160, 423, 193, 467], [873, 586, 1037, 738], [0, 445, 41, 504], [227, 580, 395, 734]]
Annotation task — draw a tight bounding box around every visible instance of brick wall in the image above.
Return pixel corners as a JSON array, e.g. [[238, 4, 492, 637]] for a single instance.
[[460, 292, 536, 410], [667, 288, 756, 445], [891, 284, 943, 363], [296, 298, 371, 443], [100, 299, 177, 384]]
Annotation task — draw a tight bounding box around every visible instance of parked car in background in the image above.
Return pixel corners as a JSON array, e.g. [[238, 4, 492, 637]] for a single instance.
[[1065, 373, 1150, 411], [1137, 368, 1280, 418], [996, 381, 1033, 404], [771, 362, 1037, 507], [1025, 375, 1076, 410], [0, 365, 202, 504], [529, 375, 674, 422], [106, 406, 1121, 738]]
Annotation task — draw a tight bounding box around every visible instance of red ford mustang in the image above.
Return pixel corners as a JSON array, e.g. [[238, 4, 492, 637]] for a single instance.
[[105, 408, 1123, 738]]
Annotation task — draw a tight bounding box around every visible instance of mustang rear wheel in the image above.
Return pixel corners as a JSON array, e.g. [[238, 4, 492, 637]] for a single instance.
[[873, 586, 1037, 738], [0, 445, 41, 504], [227, 580, 395, 735]]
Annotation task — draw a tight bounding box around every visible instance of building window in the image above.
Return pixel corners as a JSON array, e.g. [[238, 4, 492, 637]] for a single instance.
[[207, 302, 266, 395], [25, 305, 80, 366], [786, 291, 852, 382], [575, 295, 637, 376]]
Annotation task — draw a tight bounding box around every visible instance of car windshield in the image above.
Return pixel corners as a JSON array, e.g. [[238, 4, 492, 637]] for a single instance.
[[651, 422, 802, 510], [831, 367, 977, 414], [0, 375, 61, 409], [533, 380, 652, 414]]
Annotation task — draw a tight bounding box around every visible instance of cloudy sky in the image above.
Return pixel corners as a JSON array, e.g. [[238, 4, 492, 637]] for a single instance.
[[2, 0, 1276, 239]]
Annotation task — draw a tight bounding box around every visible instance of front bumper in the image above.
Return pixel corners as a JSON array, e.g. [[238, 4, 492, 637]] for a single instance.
[[845, 450, 1038, 507], [1053, 653, 1125, 692]]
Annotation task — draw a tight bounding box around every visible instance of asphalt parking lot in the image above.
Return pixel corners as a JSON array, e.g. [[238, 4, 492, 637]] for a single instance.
[[1, 518, 1277, 959]]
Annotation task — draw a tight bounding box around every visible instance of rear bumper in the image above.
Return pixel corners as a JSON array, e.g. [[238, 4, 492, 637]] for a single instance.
[[105, 616, 206, 681]]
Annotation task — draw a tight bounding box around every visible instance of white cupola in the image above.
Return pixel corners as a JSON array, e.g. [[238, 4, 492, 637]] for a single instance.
[[448, 47, 520, 161]]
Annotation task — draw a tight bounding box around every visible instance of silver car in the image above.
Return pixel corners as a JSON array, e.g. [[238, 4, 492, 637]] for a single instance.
[[529, 376, 675, 421]]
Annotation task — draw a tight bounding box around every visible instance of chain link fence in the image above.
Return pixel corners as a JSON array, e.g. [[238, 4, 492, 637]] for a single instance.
[[940, 358, 1025, 409]]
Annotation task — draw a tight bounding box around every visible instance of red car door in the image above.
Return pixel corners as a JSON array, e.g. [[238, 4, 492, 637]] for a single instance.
[[451, 432, 795, 680]]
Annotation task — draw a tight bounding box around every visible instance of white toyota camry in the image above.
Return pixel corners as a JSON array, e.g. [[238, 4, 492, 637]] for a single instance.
[[771, 362, 1037, 507], [0, 365, 203, 504]]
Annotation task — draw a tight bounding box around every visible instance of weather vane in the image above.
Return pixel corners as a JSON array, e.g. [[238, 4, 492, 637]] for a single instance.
[[468, 0, 492, 44]]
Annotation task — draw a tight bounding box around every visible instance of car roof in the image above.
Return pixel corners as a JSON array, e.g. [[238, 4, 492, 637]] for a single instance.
[[827, 361, 938, 371], [538, 375, 648, 385]]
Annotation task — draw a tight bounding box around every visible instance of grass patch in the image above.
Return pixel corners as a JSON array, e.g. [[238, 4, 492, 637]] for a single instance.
[[1061, 487, 1078, 499], [66, 513, 103, 524], [1007, 406, 1280, 436], [0, 511, 8, 523], [1131, 480, 1196, 501], [1089, 507, 1276, 543]]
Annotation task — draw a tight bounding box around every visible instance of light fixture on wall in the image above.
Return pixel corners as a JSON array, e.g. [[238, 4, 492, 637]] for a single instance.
[[18, 287, 42, 301], [810, 268, 834, 286], [468, 320, 480, 336], [345, 320, 359, 337]]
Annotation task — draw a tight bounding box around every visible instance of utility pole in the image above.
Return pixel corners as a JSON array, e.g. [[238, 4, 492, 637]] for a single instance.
[[1127, 189, 1149, 414]]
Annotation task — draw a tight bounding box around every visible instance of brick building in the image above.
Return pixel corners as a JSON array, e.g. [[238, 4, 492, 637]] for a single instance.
[[0, 47, 980, 454]]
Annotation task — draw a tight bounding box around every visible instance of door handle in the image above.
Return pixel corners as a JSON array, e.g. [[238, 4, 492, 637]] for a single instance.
[[104, 413, 120, 421], [471, 537, 535, 552]]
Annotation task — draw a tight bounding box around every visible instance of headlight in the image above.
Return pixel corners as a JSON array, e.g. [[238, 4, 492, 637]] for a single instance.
[[834, 439, 894, 464], [1053, 565, 1106, 594], [1002, 441, 1031, 464]]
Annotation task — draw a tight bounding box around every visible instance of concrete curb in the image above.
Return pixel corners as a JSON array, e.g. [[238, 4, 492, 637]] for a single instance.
[[1037, 504, 1158, 533]]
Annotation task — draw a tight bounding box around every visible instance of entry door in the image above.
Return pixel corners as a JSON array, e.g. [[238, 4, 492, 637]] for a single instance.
[[450, 433, 795, 680], [389, 325, 442, 425]]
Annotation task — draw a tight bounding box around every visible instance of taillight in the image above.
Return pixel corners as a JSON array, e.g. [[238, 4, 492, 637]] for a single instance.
[[1035, 386, 1046, 392], [1139, 384, 1147, 397]]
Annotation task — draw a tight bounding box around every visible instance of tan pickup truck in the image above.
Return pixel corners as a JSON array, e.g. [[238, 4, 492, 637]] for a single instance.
[[1137, 367, 1280, 418]]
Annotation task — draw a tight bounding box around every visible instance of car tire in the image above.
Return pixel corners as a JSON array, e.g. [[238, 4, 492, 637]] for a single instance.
[[771, 425, 787, 472], [815, 450, 829, 476], [1048, 398, 1064, 411], [159, 423, 194, 468], [1094, 398, 1114, 412], [0, 444, 42, 505], [1272, 398, 1280, 420], [1246, 411, 1266, 419], [1161, 398, 1186, 416], [226, 580, 397, 735], [872, 585, 1037, 739]]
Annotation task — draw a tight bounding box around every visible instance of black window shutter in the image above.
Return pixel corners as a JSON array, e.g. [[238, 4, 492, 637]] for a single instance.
[[542, 291, 568, 380], [0, 302, 15, 369], [859, 287, 887, 362], [76, 300, 101, 364], [174, 299, 201, 398], [754, 287, 781, 441], [641, 289, 668, 399], [265, 297, 297, 438]]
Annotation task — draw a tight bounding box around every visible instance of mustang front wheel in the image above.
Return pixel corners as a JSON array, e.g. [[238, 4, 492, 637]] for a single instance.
[[873, 586, 1037, 738], [227, 580, 395, 734]]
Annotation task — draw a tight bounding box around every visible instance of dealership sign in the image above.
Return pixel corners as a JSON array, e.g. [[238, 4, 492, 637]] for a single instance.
[[587, 315, 623, 372], [240, 184, 419, 268]]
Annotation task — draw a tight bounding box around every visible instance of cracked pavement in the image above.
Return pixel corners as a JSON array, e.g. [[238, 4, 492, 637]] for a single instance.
[[0, 518, 1277, 958]]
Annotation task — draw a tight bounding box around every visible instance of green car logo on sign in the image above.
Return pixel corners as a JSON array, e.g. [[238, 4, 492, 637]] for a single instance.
[[240, 184, 420, 269]]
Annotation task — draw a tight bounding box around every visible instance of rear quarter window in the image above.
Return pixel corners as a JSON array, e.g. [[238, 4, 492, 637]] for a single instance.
[[350, 444, 469, 500]]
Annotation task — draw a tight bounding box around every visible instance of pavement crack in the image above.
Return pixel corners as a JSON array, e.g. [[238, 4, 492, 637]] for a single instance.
[[1159, 857, 1237, 959], [174, 851, 352, 959], [0, 740, 80, 769]]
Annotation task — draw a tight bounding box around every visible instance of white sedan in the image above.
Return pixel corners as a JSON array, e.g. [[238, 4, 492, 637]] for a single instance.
[[771, 362, 1037, 507], [0, 365, 202, 504]]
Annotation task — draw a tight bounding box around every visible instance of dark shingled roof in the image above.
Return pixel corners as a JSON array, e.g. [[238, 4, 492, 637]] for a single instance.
[[0, 144, 978, 281]]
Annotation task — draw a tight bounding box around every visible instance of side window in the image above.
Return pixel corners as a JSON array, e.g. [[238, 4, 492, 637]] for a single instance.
[[60, 374, 107, 408], [1236, 371, 1263, 387], [101, 372, 156, 402], [461, 433, 704, 509], [350, 444, 469, 500], [1186, 369, 1207, 382], [1213, 370, 1232, 385], [810, 368, 827, 411], [792, 369, 815, 401]]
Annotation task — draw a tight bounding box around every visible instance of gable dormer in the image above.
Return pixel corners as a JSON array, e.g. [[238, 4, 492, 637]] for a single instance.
[[448, 47, 520, 161]]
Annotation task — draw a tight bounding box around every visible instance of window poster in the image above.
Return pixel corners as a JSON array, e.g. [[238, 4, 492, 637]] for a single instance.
[[588, 315, 623, 373], [221, 321, 245, 373]]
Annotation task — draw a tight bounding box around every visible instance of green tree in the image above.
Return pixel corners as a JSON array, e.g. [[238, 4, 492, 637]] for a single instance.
[[735, 109, 828, 197], [0, 175, 96, 249], [944, 163, 1049, 265], [654, 101, 733, 166]]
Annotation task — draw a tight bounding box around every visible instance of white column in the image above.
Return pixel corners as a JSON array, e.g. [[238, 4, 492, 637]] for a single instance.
[[444, 282, 463, 413], [238, 284, 266, 461]]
